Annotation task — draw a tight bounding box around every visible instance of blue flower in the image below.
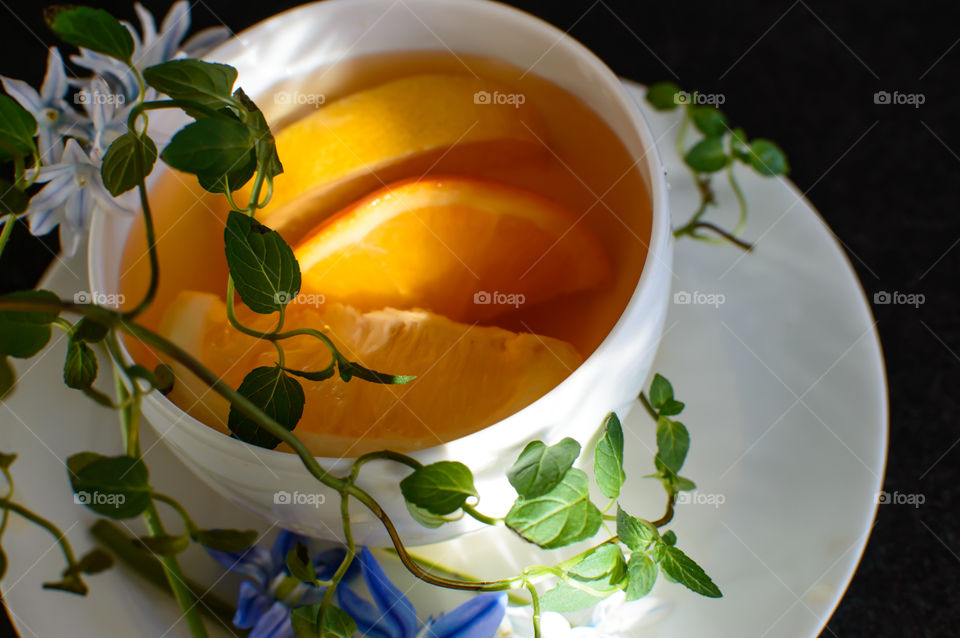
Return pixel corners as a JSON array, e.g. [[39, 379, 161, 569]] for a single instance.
[[25, 138, 136, 256], [206, 530, 351, 638], [1, 47, 84, 163], [337, 547, 507, 638], [70, 1, 230, 103]]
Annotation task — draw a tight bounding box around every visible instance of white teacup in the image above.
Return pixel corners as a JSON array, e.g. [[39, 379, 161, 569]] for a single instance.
[[88, 0, 672, 546]]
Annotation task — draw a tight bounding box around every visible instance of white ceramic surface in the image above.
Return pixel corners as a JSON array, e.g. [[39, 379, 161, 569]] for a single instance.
[[87, 0, 673, 544], [0, 80, 887, 638]]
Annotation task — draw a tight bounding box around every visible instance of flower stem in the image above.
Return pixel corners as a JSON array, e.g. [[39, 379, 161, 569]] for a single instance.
[[0, 499, 80, 572], [0, 214, 16, 260]]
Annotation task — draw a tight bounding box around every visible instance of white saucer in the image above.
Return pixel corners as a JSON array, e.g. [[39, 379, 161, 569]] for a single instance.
[[0, 81, 887, 638]]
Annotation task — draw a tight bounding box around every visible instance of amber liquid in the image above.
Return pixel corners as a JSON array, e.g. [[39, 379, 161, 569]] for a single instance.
[[120, 51, 651, 364]]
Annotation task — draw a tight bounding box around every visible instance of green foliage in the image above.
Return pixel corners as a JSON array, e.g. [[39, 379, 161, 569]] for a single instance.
[[593, 412, 625, 499], [507, 438, 580, 499], [67, 452, 151, 519], [0, 96, 37, 161], [400, 461, 478, 515], [223, 211, 301, 314], [143, 60, 239, 110], [191, 528, 259, 552], [0, 290, 59, 359], [645, 82, 681, 111], [227, 365, 305, 449], [101, 132, 158, 196], [44, 5, 134, 62], [505, 469, 601, 549], [63, 338, 97, 390]]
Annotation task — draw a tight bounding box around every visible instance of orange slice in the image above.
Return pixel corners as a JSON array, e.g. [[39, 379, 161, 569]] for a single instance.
[[293, 176, 612, 322], [158, 291, 582, 458], [248, 73, 548, 241]]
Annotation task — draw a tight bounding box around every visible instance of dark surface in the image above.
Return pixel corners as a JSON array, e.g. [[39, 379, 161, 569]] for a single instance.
[[0, 1, 956, 636]]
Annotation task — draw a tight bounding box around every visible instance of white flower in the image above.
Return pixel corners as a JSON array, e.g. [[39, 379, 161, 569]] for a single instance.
[[25, 139, 136, 257], [77, 76, 136, 158], [70, 1, 231, 102], [1, 47, 84, 164], [500, 593, 671, 638]]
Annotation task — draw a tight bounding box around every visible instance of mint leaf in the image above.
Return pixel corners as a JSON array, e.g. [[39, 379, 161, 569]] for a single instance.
[[676, 476, 697, 491], [658, 545, 722, 598], [659, 398, 685, 416], [646, 82, 682, 111], [63, 338, 97, 389], [321, 605, 356, 638], [656, 416, 690, 474], [74, 548, 113, 575], [594, 412, 625, 499], [507, 438, 580, 499], [160, 118, 254, 189], [747, 138, 789, 176], [691, 106, 728, 138], [684, 137, 728, 173], [568, 544, 626, 587], [44, 6, 134, 62], [73, 318, 108, 343], [661, 530, 677, 546], [400, 461, 477, 515], [0, 96, 37, 160], [540, 581, 610, 612], [648, 373, 673, 409], [336, 359, 415, 385], [505, 469, 602, 549], [143, 60, 238, 110], [101, 132, 157, 197], [286, 542, 316, 583], [228, 365, 304, 448], [224, 211, 301, 314], [0, 357, 14, 400], [0, 178, 28, 215], [283, 362, 336, 382], [67, 452, 150, 519], [191, 528, 258, 552], [0, 290, 60, 359], [625, 551, 657, 600], [234, 88, 284, 181], [616, 505, 658, 551], [406, 500, 447, 528], [730, 127, 750, 162], [134, 534, 189, 556]]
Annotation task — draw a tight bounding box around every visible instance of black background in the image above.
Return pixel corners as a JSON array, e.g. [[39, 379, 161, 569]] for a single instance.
[[0, 1, 957, 636]]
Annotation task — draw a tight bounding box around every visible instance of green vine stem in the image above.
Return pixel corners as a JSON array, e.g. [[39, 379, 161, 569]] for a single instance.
[[0, 499, 82, 579]]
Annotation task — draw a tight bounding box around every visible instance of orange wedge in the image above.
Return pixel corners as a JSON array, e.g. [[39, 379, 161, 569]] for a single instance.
[[158, 291, 582, 457], [248, 73, 548, 241], [293, 176, 612, 322]]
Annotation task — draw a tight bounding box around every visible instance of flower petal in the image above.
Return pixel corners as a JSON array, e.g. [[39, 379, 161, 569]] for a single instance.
[[0, 77, 42, 112], [234, 580, 273, 629], [27, 174, 73, 219], [359, 547, 419, 638], [337, 584, 403, 638], [271, 529, 311, 570], [158, 1, 191, 60], [206, 545, 275, 586], [424, 593, 506, 638], [249, 600, 295, 638], [40, 47, 68, 102], [181, 26, 231, 57]]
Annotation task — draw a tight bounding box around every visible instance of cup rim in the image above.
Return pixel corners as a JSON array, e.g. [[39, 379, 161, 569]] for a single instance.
[[89, 0, 671, 469]]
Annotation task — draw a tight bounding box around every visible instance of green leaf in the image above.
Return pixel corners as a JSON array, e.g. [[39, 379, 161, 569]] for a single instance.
[[0, 290, 59, 359], [154, 363, 174, 394], [43, 574, 87, 595], [625, 551, 657, 600], [75, 549, 113, 575], [690, 106, 728, 138], [198, 147, 256, 194], [0, 178, 29, 214], [191, 528, 259, 552], [234, 87, 284, 181], [594, 413, 625, 499], [291, 605, 320, 638], [505, 469, 602, 549], [67, 452, 150, 519], [0, 547, 6, 580], [44, 6, 134, 62], [400, 461, 477, 515], [286, 542, 316, 583], [320, 606, 357, 638], [616, 505, 658, 551], [507, 438, 580, 499], [648, 374, 673, 409], [540, 581, 610, 612], [283, 363, 336, 383], [0, 357, 14, 400], [645, 82, 682, 111], [684, 137, 728, 173], [336, 359, 415, 385], [658, 545, 722, 598], [143, 60, 238, 110], [73, 318, 108, 343], [227, 365, 304, 448], [63, 338, 97, 389], [406, 500, 448, 528], [160, 118, 254, 188], [656, 416, 690, 474], [730, 127, 750, 162], [101, 132, 157, 196], [0, 95, 38, 160], [746, 138, 789, 176], [568, 544, 626, 587], [661, 530, 677, 546], [134, 533, 190, 556], [224, 211, 301, 315], [676, 476, 697, 491], [659, 398, 685, 416], [0, 451, 16, 469]]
